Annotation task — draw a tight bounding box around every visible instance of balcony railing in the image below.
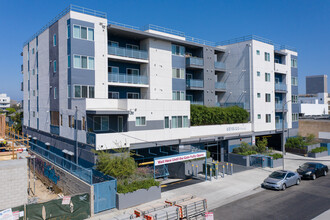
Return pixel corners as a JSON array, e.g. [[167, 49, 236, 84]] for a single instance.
[[275, 83, 287, 92], [275, 103, 288, 111], [214, 61, 226, 70], [50, 125, 59, 135], [108, 45, 148, 60], [216, 102, 245, 109], [215, 82, 226, 90], [108, 72, 148, 85], [186, 57, 204, 66], [186, 79, 203, 88], [276, 122, 288, 130], [86, 132, 96, 146], [191, 101, 204, 105]]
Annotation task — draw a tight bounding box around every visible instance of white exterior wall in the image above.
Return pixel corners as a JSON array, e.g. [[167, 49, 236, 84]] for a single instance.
[[29, 38, 38, 129], [22, 44, 29, 126], [251, 40, 276, 132], [300, 104, 328, 115], [0, 94, 10, 110]]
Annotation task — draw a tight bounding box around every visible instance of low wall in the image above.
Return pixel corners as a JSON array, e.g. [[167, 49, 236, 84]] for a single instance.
[[306, 143, 320, 152], [116, 186, 161, 210], [0, 159, 28, 210], [272, 158, 283, 168], [228, 153, 250, 167], [308, 151, 329, 158]]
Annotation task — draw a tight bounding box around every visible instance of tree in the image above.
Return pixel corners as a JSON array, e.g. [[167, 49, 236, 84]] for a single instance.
[[256, 137, 268, 153], [6, 108, 16, 115], [11, 112, 23, 133]]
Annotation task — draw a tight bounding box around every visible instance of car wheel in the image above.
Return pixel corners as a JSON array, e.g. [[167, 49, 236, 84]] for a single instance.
[[282, 184, 286, 191], [296, 179, 300, 185], [312, 174, 316, 180], [324, 170, 327, 176]]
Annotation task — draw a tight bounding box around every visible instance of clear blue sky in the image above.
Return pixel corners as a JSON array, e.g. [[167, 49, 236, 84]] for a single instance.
[[1, 0, 329, 101]]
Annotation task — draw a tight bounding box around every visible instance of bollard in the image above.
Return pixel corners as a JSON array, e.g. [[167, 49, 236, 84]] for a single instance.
[[210, 168, 212, 181], [216, 166, 218, 179], [222, 165, 225, 178], [230, 163, 233, 175], [226, 163, 229, 175], [196, 165, 198, 177], [192, 164, 194, 176]]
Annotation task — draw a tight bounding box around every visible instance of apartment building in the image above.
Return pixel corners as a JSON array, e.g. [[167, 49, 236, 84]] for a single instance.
[[22, 5, 299, 168], [0, 94, 10, 111]]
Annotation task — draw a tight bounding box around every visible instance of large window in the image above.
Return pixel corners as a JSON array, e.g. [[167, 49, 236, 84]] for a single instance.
[[292, 95, 298, 104], [136, 116, 146, 126], [127, 92, 139, 99], [265, 93, 271, 102], [74, 85, 95, 98], [172, 68, 185, 79], [171, 116, 189, 128], [164, 116, 169, 128], [108, 91, 119, 99], [266, 114, 271, 123], [292, 113, 299, 122], [291, 58, 298, 68], [73, 25, 94, 41], [172, 91, 185, 100], [94, 116, 109, 131], [172, 44, 185, 56], [73, 55, 94, 70], [265, 73, 271, 82], [291, 77, 298, 86], [50, 111, 59, 126], [264, 52, 270, 62]]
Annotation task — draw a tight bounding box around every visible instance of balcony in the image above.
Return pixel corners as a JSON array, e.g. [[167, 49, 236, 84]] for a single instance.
[[274, 63, 287, 74], [191, 101, 204, 105], [214, 61, 226, 71], [50, 125, 59, 135], [215, 82, 226, 90], [217, 102, 245, 109], [276, 122, 288, 130], [186, 79, 203, 88], [21, 64, 23, 73], [275, 83, 287, 92], [275, 103, 288, 111], [108, 45, 148, 62], [186, 57, 204, 68], [108, 72, 148, 86]]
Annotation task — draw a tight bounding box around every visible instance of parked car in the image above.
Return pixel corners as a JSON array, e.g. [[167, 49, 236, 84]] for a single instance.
[[297, 162, 328, 180], [261, 170, 301, 190]]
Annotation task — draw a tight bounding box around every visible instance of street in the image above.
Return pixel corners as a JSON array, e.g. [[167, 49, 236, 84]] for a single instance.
[[211, 174, 330, 220]]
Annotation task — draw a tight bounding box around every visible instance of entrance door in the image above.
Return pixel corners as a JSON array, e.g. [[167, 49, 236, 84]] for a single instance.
[[118, 116, 123, 132], [93, 180, 116, 213]]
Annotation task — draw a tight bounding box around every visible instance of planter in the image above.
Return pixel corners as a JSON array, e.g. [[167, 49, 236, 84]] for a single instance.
[[272, 158, 283, 168], [307, 151, 328, 158], [116, 186, 161, 210], [286, 148, 308, 156], [228, 153, 250, 167], [305, 143, 320, 152]]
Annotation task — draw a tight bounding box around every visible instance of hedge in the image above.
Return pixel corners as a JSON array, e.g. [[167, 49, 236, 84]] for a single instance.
[[117, 178, 160, 194], [310, 147, 328, 154], [269, 153, 283, 160], [190, 105, 249, 126]]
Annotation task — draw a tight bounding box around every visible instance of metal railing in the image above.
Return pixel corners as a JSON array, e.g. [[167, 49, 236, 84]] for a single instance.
[[275, 103, 288, 110], [214, 61, 226, 70], [191, 101, 204, 105], [275, 83, 287, 92], [216, 102, 245, 108], [50, 125, 59, 135], [24, 5, 106, 46], [186, 36, 216, 47], [215, 82, 226, 90], [108, 20, 140, 31], [186, 57, 204, 66], [276, 122, 288, 130], [108, 72, 148, 85], [29, 142, 93, 184], [141, 24, 185, 37], [186, 79, 204, 88], [108, 45, 148, 60]]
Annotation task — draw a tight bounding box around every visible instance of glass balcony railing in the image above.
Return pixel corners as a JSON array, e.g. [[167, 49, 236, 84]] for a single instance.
[[275, 83, 287, 92], [276, 122, 288, 130], [108, 45, 148, 60], [214, 61, 226, 70], [215, 82, 226, 90], [191, 101, 204, 105], [275, 103, 288, 111], [108, 72, 148, 85], [216, 102, 245, 108], [186, 79, 203, 88], [186, 57, 204, 66], [50, 125, 59, 135]]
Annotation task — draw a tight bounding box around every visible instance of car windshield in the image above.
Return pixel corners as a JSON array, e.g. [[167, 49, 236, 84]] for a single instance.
[[301, 163, 316, 170], [269, 172, 286, 179]]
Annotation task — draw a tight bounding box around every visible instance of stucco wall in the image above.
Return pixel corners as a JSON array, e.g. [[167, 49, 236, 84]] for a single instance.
[[299, 120, 330, 138]]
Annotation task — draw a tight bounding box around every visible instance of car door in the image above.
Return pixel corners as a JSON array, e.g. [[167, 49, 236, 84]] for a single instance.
[[286, 173, 295, 186], [316, 164, 322, 177]]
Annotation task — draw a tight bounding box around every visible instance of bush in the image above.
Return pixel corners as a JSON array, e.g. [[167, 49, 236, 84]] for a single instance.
[[117, 178, 160, 194], [269, 153, 283, 160], [232, 142, 258, 155], [305, 134, 317, 145], [285, 136, 305, 149], [190, 105, 249, 126], [310, 147, 328, 154], [256, 137, 268, 153]]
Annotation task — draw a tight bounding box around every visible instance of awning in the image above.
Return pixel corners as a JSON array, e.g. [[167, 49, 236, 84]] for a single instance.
[[62, 149, 74, 156]]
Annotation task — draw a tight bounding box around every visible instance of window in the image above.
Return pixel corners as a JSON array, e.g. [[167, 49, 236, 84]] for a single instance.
[[33, 90, 35, 96], [73, 55, 94, 69], [291, 58, 298, 68], [68, 55, 71, 68], [60, 114, 63, 126], [183, 116, 189, 127], [257, 93, 261, 98], [266, 114, 271, 123], [171, 116, 178, 128], [74, 85, 94, 98], [164, 116, 169, 128], [126, 44, 139, 50], [292, 95, 298, 104], [258, 114, 261, 119], [172, 68, 185, 79], [127, 92, 139, 99], [54, 87, 57, 99], [50, 111, 59, 126], [67, 24, 70, 38], [265, 93, 271, 102], [32, 69, 35, 75], [82, 116, 86, 130], [292, 113, 299, 122], [171, 116, 189, 128], [32, 48, 35, 54], [53, 34, 56, 46], [256, 50, 260, 55], [33, 111, 35, 117], [265, 73, 271, 82], [89, 86, 94, 98], [291, 77, 298, 86], [110, 41, 119, 47], [264, 52, 270, 61], [68, 115, 72, 128], [136, 116, 146, 126], [82, 86, 88, 98], [108, 91, 119, 99], [74, 85, 81, 98], [257, 71, 260, 77], [172, 91, 185, 100], [172, 44, 185, 56], [94, 116, 109, 131], [53, 60, 57, 73], [108, 66, 119, 73], [73, 25, 94, 41], [68, 85, 71, 98]]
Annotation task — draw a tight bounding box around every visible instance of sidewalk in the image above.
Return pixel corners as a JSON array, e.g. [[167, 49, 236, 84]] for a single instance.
[[89, 153, 330, 219]]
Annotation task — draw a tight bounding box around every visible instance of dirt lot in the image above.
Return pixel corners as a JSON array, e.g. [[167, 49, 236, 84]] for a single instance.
[[28, 170, 59, 202]]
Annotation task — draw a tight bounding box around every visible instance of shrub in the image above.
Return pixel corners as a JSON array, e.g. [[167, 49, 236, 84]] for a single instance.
[[256, 137, 268, 153], [269, 153, 283, 160], [232, 142, 258, 155], [190, 105, 249, 126], [285, 136, 305, 149], [310, 147, 328, 154], [117, 178, 160, 194], [305, 134, 317, 145]]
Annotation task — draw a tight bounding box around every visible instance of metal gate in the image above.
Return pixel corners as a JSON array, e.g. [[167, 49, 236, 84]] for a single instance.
[[93, 179, 117, 213], [155, 164, 169, 178], [250, 155, 263, 167]]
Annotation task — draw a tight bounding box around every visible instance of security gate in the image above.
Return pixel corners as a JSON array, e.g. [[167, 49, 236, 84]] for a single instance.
[[93, 179, 117, 213]]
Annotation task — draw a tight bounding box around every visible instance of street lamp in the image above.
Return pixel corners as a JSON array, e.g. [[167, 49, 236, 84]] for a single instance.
[[282, 100, 292, 170]]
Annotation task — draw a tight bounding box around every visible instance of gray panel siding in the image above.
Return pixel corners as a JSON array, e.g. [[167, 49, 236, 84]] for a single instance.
[[49, 22, 59, 111], [128, 120, 164, 131], [172, 55, 185, 68], [172, 78, 186, 91], [306, 77, 327, 94], [203, 46, 216, 106]]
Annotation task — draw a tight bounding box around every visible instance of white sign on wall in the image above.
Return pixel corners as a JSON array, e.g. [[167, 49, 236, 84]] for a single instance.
[[154, 151, 206, 166]]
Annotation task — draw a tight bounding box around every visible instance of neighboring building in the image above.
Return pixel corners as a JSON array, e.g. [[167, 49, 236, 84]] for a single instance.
[[21, 5, 298, 169], [0, 93, 10, 111], [299, 93, 328, 116], [306, 75, 327, 94]]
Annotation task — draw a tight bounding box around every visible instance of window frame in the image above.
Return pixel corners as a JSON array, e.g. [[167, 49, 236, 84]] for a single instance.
[[127, 92, 139, 99], [265, 93, 271, 102], [266, 114, 271, 123], [53, 34, 56, 46], [136, 116, 146, 126], [164, 116, 170, 129], [72, 54, 95, 70], [108, 91, 119, 99], [72, 24, 94, 41]]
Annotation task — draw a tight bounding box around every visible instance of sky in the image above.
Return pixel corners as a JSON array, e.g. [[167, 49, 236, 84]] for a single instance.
[[0, 0, 329, 101]]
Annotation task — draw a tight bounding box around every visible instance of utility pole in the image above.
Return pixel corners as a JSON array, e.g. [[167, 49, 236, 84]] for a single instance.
[[282, 100, 292, 170], [75, 106, 78, 164]]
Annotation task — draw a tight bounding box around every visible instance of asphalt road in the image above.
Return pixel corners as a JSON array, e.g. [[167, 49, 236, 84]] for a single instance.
[[211, 175, 330, 220]]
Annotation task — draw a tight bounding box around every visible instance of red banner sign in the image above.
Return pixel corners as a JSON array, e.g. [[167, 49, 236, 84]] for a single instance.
[[154, 152, 206, 166]]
